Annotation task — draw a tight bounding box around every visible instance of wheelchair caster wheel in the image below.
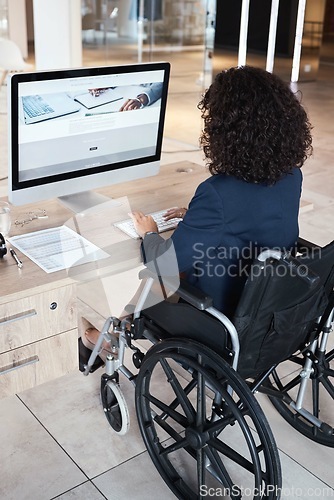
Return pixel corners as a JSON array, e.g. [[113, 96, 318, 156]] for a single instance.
[[101, 380, 130, 435]]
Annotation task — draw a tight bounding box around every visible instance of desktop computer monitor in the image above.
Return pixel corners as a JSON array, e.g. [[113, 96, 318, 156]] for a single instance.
[[8, 61, 170, 212]]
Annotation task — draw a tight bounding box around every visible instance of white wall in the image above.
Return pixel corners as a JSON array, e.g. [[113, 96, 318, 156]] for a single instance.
[[33, 0, 82, 70]]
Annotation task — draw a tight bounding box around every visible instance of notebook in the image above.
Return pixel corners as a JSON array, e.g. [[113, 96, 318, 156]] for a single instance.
[[73, 87, 124, 109]]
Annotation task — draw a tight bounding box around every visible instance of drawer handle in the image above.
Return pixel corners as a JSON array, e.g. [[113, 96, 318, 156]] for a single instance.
[[0, 355, 39, 375], [0, 309, 37, 326]]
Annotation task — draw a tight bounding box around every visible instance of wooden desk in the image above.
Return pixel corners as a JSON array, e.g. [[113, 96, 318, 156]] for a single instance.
[[0, 161, 209, 398], [0, 160, 313, 398]]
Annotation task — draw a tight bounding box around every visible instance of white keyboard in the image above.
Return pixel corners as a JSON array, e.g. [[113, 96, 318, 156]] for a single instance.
[[114, 209, 182, 239]]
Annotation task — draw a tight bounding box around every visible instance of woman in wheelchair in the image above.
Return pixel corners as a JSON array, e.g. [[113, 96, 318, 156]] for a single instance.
[[81, 66, 334, 500], [129, 65, 312, 315], [84, 65, 312, 350]]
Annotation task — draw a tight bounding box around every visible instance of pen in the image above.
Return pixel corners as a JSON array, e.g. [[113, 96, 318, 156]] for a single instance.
[[10, 248, 23, 268]]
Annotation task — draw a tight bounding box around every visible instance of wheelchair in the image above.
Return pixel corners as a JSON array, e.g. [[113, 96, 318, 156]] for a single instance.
[[81, 238, 334, 499]]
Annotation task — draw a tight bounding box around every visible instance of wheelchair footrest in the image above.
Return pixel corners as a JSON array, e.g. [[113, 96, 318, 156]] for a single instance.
[[78, 338, 104, 373]]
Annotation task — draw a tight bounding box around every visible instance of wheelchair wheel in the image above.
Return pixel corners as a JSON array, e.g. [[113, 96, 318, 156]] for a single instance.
[[135, 338, 281, 500], [101, 380, 130, 435], [267, 346, 334, 447]]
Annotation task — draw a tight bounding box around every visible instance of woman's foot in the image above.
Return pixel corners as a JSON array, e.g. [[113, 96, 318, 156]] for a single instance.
[[81, 327, 117, 362]]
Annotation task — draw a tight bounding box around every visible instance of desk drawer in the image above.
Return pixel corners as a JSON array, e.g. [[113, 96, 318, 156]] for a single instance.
[[0, 329, 78, 398], [0, 285, 77, 352]]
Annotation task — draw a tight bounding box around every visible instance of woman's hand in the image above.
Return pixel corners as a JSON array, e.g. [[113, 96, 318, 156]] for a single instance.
[[164, 207, 187, 221], [129, 211, 158, 238]]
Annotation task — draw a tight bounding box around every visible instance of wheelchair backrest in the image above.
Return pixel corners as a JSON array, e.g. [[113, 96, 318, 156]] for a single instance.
[[233, 245, 333, 378]]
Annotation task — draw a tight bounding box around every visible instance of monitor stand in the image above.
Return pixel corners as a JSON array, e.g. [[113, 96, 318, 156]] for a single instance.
[[58, 191, 120, 214]]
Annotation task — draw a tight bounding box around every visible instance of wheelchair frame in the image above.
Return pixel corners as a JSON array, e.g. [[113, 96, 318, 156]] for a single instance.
[[82, 246, 334, 499]]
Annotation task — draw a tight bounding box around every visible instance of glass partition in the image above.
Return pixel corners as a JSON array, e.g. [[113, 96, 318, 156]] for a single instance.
[[81, 0, 216, 146], [212, 0, 326, 84]]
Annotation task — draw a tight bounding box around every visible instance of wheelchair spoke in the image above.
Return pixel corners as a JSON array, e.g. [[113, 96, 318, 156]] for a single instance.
[[324, 348, 334, 379], [155, 379, 198, 428], [159, 358, 196, 423], [136, 340, 281, 499], [326, 348, 334, 363], [160, 436, 189, 455], [208, 437, 255, 476], [196, 362, 207, 427], [197, 448, 206, 494], [168, 378, 198, 412], [320, 374, 334, 398], [204, 445, 240, 495], [325, 368, 334, 377], [155, 415, 189, 443], [277, 372, 301, 393], [312, 378, 320, 418], [208, 417, 269, 486], [205, 414, 236, 435], [271, 369, 285, 391], [145, 393, 189, 427], [271, 368, 302, 394]]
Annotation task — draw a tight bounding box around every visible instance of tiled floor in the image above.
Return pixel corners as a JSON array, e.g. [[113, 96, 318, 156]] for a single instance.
[[0, 44, 334, 499]]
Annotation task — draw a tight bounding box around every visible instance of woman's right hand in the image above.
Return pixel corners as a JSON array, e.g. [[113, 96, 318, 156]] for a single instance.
[[164, 207, 187, 221], [129, 211, 158, 238]]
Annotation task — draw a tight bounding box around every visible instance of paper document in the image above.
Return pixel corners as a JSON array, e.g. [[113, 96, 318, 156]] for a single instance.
[[8, 226, 109, 273]]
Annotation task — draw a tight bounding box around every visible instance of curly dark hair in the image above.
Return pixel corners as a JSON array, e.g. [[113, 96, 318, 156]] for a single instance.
[[198, 66, 313, 184]]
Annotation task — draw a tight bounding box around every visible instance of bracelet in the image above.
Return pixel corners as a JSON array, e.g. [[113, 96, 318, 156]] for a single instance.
[[144, 231, 158, 236], [178, 208, 187, 218]]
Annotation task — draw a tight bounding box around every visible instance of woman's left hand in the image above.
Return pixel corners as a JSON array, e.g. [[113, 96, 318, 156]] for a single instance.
[[129, 211, 158, 238], [164, 207, 187, 221]]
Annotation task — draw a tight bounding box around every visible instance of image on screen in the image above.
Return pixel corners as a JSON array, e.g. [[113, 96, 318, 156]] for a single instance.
[[8, 62, 170, 207]]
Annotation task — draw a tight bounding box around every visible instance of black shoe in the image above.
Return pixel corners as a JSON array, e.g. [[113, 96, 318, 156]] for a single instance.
[[78, 337, 104, 373]]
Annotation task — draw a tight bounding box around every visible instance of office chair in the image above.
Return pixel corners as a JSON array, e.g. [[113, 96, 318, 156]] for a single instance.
[[0, 38, 33, 87]]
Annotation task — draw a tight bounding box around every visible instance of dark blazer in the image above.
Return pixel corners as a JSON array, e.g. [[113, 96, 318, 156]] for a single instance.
[[142, 168, 302, 315]]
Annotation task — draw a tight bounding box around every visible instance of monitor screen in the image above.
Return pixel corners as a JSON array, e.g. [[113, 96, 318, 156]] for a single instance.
[[8, 61, 170, 211]]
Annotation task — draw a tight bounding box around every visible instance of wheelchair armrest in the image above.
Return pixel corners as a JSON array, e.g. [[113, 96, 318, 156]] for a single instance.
[[176, 278, 214, 310], [138, 268, 213, 310], [297, 237, 321, 251]]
